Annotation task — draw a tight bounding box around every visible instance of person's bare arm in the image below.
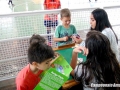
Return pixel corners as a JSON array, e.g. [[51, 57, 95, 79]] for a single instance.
[[44, 5, 47, 10], [58, 4, 61, 9], [70, 50, 78, 69], [58, 0, 61, 9], [70, 46, 88, 76], [43, 0, 47, 10], [70, 51, 78, 76], [53, 36, 69, 42]]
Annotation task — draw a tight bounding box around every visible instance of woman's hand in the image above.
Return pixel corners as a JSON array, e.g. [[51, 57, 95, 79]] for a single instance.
[[73, 46, 88, 56]]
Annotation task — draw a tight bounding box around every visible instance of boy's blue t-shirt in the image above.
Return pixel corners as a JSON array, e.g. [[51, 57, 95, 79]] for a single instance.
[[54, 24, 77, 46]]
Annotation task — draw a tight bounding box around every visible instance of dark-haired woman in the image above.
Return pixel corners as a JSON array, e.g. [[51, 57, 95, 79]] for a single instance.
[[71, 30, 120, 90]]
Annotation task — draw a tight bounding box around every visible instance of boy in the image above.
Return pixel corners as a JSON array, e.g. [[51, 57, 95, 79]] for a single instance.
[[53, 8, 82, 46], [44, 0, 61, 46], [16, 34, 54, 90]]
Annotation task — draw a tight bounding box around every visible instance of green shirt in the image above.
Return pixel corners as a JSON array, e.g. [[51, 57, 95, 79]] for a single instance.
[[54, 24, 77, 46]]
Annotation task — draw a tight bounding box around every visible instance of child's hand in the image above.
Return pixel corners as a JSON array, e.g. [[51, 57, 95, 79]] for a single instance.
[[73, 46, 88, 55], [72, 36, 82, 44], [54, 52, 59, 58], [72, 35, 77, 40], [63, 36, 69, 41], [75, 38, 83, 44]]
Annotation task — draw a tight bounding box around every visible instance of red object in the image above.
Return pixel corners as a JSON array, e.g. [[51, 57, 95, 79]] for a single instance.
[[16, 64, 43, 90], [44, 0, 61, 20], [44, 0, 61, 9]]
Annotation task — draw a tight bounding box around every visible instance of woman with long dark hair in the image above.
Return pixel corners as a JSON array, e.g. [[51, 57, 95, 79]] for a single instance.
[[80, 8, 119, 62], [71, 30, 120, 90], [90, 8, 119, 62]]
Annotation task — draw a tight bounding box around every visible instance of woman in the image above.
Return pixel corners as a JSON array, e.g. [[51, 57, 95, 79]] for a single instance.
[[90, 8, 119, 62], [71, 30, 120, 90]]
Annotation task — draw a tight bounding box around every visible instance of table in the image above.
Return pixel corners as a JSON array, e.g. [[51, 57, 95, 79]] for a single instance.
[[53, 43, 86, 65]]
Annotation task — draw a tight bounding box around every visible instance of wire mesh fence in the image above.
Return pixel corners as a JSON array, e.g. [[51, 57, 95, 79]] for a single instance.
[[0, 6, 120, 82]]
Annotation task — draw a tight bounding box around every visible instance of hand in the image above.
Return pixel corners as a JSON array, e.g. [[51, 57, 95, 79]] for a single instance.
[[72, 35, 77, 41], [63, 36, 69, 41], [73, 46, 88, 55], [76, 38, 83, 44], [72, 36, 82, 44], [54, 52, 59, 58], [50, 52, 59, 64]]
